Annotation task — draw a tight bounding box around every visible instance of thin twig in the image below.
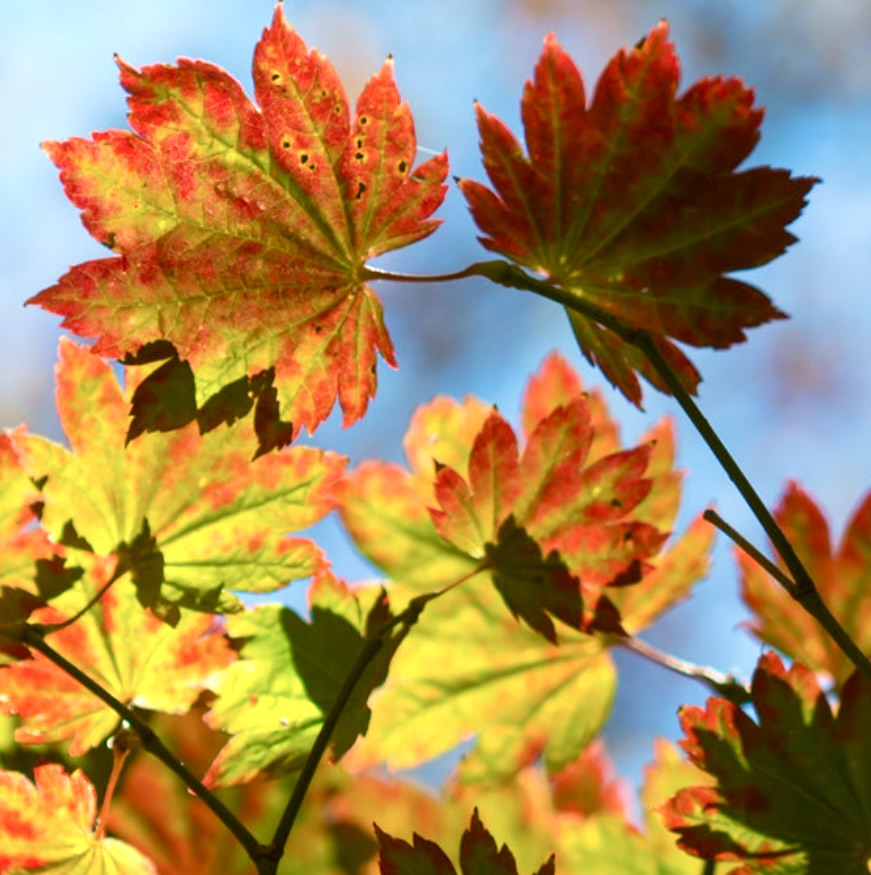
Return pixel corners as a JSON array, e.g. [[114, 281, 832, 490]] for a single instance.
[[703, 508, 796, 593], [616, 636, 750, 705], [21, 625, 264, 863]]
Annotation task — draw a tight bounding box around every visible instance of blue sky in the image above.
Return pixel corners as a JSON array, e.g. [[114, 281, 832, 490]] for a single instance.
[[2, 0, 870, 799]]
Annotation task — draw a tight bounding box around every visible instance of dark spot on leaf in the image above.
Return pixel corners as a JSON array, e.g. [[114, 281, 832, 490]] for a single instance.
[[359, 115, 368, 125], [300, 153, 309, 165], [355, 181, 367, 199], [398, 160, 407, 174], [355, 151, 365, 161], [314, 324, 322, 334], [282, 140, 291, 149], [611, 498, 622, 507], [356, 138, 364, 149]]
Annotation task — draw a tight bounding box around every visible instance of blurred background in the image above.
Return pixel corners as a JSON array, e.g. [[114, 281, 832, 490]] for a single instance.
[[2, 0, 870, 808]]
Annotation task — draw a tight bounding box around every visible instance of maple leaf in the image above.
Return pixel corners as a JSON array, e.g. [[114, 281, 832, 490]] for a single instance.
[[0, 763, 157, 874], [739, 481, 871, 687], [459, 24, 816, 405], [0, 433, 69, 659], [376, 809, 554, 875], [30, 5, 448, 452], [341, 354, 712, 783], [13, 338, 345, 615], [0, 555, 234, 755], [661, 651, 871, 872], [202, 571, 406, 788]]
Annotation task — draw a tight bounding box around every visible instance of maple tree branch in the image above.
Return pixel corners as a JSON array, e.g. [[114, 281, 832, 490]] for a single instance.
[[616, 636, 750, 705], [472, 260, 871, 684], [19, 624, 264, 864], [703, 508, 796, 593]]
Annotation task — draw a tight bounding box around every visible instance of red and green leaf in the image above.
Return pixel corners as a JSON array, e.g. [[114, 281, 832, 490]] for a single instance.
[[13, 338, 345, 614], [739, 481, 871, 687], [0, 556, 234, 755], [0, 764, 157, 874], [30, 5, 448, 452], [341, 354, 710, 783], [203, 571, 404, 788], [459, 24, 816, 405], [662, 651, 871, 872]]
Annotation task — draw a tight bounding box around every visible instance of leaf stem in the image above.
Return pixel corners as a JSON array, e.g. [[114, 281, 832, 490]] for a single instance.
[[703, 508, 796, 593], [362, 264, 488, 284], [472, 259, 871, 683], [616, 636, 750, 705], [20, 625, 264, 863]]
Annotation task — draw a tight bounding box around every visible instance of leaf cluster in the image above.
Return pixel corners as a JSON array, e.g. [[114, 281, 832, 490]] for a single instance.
[[1, 6, 866, 875]]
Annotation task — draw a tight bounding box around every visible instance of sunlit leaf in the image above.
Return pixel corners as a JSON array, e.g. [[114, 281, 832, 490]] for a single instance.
[[0, 556, 234, 755], [30, 6, 447, 453], [0, 763, 157, 874], [203, 571, 405, 788], [13, 338, 345, 614]]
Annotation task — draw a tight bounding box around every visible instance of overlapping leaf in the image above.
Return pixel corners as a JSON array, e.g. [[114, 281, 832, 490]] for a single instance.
[[202, 571, 405, 788], [0, 433, 65, 658], [0, 764, 157, 874], [739, 482, 871, 687], [13, 338, 345, 615], [376, 809, 555, 875], [662, 652, 871, 872], [341, 354, 712, 782], [0, 555, 234, 755], [30, 5, 448, 452], [459, 23, 816, 405]]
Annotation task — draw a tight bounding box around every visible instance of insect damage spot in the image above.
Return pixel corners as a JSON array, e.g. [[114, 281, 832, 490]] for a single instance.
[[355, 181, 367, 200]]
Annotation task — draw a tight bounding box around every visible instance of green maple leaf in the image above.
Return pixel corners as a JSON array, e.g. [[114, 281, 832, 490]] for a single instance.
[[30, 5, 448, 453], [376, 809, 554, 875], [13, 338, 345, 615], [739, 482, 871, 688], [202, 571, 405, 788], [459, 24, 816, 405], [0, 764, 157, 874], [0, 555, 234, 755], [662, 651, 871, 872]]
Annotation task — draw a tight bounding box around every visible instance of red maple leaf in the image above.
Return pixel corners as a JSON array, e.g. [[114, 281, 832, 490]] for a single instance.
[[459, 23, 816, 405], [30, 5, 448, 452]]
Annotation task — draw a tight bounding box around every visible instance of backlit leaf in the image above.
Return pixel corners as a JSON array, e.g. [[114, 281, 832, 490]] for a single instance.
[[14, 338, 345, 614], [0, 556, 234, 755], [459, 24, 816, 405], [0, 763, 157, 874], [31, 5, 448, 452], [342, 354, 711, 783], [203, 571, 405, 788], [662, 651, 871, 872], [739, 481, 871, 687]]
